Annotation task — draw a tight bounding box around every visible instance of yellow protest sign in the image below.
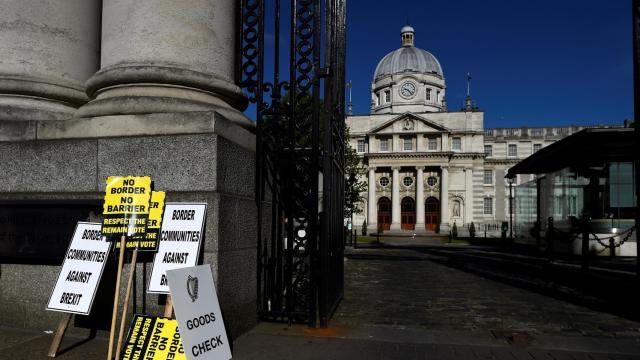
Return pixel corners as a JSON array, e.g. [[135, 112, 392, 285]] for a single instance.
[[115, 191, 165, 251], [121, 315, 185, 360], [102, 176, 152, 239]]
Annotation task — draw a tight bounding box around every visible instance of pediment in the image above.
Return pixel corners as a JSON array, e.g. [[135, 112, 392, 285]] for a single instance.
[[369, 112, 450, 134]]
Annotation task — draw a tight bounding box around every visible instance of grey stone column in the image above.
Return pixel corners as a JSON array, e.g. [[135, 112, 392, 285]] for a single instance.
[[0, 0, 101, 121], [76, 0, 251, 128], [367, 166, 377, 232], [390, 166, 401, 231], [440, 166, 449, 228], [415, 167, 425, 230], [464, 167, 473, 224]]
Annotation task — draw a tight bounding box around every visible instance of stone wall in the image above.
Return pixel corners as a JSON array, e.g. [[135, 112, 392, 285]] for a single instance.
[[0, 112, 258, 338]]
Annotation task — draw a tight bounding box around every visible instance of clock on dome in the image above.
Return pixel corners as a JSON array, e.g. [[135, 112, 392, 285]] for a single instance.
[[399, 81, 417, 99]]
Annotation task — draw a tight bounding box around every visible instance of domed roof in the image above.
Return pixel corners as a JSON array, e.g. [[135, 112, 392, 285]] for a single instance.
[[373, 26, 443, 81], [374, 47, 443, 80]]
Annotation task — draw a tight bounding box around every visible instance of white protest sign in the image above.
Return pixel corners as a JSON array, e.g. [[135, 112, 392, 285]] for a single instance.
[[47, 222, 112, 315], [167, 265, 231, 360], [148, 203, 206, 294]]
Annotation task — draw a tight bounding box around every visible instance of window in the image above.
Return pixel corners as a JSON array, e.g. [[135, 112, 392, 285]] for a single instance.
[[483, 198, 493, 215], [483, 170, 493, 185], [379, 177, 390, 187], [436, 90, 440, 102], [427, 177, 437, 186], [508, 144, 517, 157], [610, 162, 636, 207], [357, 139, 365, 153], [403, 137, 413, 151], [452, 137, 461, 151], [426, 88, 431, 100], [533, 143, 541, 153], [484, 145, 492, 157], [384, 90, 390, 103], [379, 138, 389, 152], [403, 177, 413, 187], [428, 137, 437, 150]]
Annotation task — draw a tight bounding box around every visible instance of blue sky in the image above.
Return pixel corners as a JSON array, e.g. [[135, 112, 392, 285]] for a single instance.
[[346, 0, 633, 127]]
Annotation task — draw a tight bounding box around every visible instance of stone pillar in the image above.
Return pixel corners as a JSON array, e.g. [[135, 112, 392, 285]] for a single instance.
[[367, 167, 377, 232], [464, 167, 473, 224], [415, 167, 425, 231], [390, 166, 401, 231], [76, 0, 251, 128], [0, 0, 101, 121], [440, 166, 449, 229]]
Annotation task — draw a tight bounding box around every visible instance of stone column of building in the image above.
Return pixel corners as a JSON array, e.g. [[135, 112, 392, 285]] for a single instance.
[[464, 167, 473, 224], [415, 166, 425, 231], [0, 0, 100, 121], [76, 0, 251, 128], [440, 166, 449, 228], [367, 166, 377, 231], [390, 166, 401, 230]]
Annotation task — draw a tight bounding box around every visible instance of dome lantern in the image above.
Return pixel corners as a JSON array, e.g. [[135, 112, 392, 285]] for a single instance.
[[400, 25, 415, 47]]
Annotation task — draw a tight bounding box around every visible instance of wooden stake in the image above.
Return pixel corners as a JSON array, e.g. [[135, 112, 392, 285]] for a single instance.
[[115, 248, 138, 360], [163, 295, 174, 319], [47, 313, 73, 357], [107, 235, 126, 360]]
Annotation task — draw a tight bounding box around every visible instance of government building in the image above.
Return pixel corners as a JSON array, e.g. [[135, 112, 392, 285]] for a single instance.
[[347, 26, 598, 235]]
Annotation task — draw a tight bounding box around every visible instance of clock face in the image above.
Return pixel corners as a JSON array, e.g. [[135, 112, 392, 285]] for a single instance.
[[400, 82, 416, 99]]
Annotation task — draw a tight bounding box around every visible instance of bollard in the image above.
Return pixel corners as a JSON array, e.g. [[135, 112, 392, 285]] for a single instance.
[[609, 238, 616, 258]]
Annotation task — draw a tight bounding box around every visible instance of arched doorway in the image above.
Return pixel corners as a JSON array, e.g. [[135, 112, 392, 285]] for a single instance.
[[401, 197, 416, 230], [425, 197, 440, 230], [377, 197, 391, 230]]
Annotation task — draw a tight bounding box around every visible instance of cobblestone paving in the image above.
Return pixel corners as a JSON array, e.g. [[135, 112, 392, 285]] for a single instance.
[[334, 248, 640, 340]]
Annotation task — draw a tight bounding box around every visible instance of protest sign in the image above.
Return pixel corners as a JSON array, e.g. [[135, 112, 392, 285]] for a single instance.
[[121, 315, 186, 360], [102, 176, 152, 239], [47, 222, 111, 315], [167, 265, 231, 360], [148, 203, 206, 294]]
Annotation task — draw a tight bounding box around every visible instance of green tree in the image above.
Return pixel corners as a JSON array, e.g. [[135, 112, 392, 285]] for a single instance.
[[344, 125, 367, 218]]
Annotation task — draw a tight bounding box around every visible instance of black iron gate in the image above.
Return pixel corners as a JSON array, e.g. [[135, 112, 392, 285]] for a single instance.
[[236, 0, 346, 327]]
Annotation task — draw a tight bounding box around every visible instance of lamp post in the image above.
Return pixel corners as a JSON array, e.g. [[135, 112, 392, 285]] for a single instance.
[[508, 175, 516, 241]]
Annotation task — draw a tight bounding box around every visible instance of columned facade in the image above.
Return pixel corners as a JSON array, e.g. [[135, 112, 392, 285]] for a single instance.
[[349, 25, 601, 236]]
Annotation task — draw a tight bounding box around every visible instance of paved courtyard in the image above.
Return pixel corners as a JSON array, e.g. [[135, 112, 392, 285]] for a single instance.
[[335, 247, 640, 340], [2, 244, 640, 359]]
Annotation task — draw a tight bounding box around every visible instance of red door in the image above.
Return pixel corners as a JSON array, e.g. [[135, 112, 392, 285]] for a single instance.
[[401, 197, 415, 230], [377, 197, 391, 230], [425, 197, 439, 230]]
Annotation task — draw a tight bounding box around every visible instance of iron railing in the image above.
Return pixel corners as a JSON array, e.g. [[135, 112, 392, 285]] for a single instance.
[[237, 0, 346, 327]]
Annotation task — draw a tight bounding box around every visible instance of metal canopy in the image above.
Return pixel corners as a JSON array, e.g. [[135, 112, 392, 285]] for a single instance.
[[507, 128, 634, 177]]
